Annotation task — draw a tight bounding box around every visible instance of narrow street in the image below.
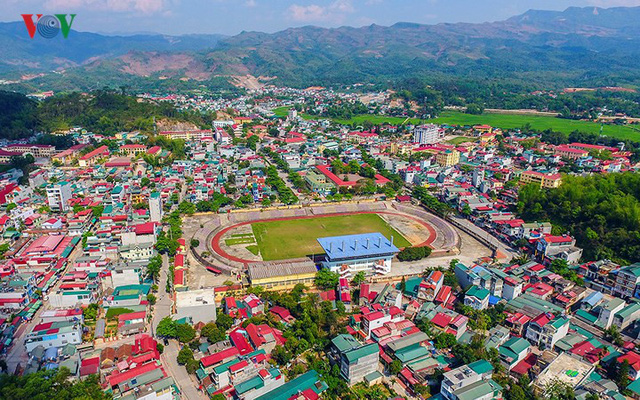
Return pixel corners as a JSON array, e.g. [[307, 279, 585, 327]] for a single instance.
[[151, 253, 172, 334], [161, 340, 208, 400]]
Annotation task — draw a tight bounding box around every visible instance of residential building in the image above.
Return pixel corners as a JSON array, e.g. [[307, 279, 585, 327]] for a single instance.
[[464, 285, 490, 310], [519, 171, 562, 189], [436, 150, 460, 166], [25, 320, 82, 352], [413, 124, 440, 145], [498, 337, 531, 370], [525, 312, 570, 350], [441, 360, 498, 400], [46, 181, 72, 212], [613, 263, 640, 299], [149, 192, 163, 223], [330, 334, 379, 385]]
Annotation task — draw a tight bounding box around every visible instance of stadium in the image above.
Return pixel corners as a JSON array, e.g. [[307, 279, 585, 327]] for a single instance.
[[190, 201, 461, 279]]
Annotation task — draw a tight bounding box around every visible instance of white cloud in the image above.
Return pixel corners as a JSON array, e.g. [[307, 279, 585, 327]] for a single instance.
[[245, 0, 257, 7], [44, 0, 166, 14], [288, 0, 354, 23]]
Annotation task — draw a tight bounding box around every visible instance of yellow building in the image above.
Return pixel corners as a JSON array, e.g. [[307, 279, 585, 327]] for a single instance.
[[247, 260, 318, 291], [520, 170, 562, 188], [435, 149, 460, 166]]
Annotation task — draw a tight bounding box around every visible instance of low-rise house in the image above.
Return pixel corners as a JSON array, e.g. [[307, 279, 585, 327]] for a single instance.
[[498, 337, 531, 371], [525, 312, 570, 350], [464, 285, 490, 310]]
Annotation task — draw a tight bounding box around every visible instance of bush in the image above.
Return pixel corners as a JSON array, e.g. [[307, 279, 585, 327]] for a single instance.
[[397, 246, 432, 262], [156, 343, 164, 354]]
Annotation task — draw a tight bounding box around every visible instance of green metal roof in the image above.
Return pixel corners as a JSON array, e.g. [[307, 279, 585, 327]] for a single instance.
[[255, 370, 327, 400], [468, 359, 493, 375], [331, 334, 360, 353], [466, 285, 490, 300], [344, 343, 378, 363]]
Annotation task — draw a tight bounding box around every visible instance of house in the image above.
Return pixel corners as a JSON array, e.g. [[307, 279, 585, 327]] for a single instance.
[[25, 320, 83, 352], [498, 337, 531, 370], [464, 285, 490, 310], [418, 270, 444, 301], [525, 312, 570, 350], [613, 263, 640, 299], [441, 360, 501, 400], [330, 334, 379, 385], [535, 235, 583, 265]]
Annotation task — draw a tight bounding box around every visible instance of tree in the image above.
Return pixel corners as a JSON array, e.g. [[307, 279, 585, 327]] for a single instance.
[[434, 333, 457, 349], [0, 368, 110, 400], [175, 322, 196, 343], [147, 293, 157, 305], [389, 360, 403, 375], [146, 255, 162, 282], [397, 246, 432, 262], [201, 323, 225, 343], [506, 384, 527, 400], [352, 271, 366, 286], [315, 268, 339, 290], [156, 316, 177, 338], [190, 239, 200, 248], [83, 303, 99, 321], [177, 346, 194, 365], [400, 277, 406, 293], [216, 311, 234, 330]]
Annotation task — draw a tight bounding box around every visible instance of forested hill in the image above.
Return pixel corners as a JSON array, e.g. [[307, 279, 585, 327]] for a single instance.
[[518, 173, 640, 265], [0, 90, 215, 139], [3, 6, 640, 91]]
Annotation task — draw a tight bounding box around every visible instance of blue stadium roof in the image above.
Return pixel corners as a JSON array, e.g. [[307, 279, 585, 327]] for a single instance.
[[317, 233, 400, 260]]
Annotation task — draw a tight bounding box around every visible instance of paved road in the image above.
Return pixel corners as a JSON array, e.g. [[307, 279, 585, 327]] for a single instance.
[[151, 253, 172, 335], [162, 340, 208, 400]]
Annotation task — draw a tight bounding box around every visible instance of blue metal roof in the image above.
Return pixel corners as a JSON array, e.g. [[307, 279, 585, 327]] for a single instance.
[[317, 233, 399, 260]]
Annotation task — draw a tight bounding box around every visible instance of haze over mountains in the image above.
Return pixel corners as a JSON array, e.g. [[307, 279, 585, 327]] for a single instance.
[[2, 6, 640, 91]]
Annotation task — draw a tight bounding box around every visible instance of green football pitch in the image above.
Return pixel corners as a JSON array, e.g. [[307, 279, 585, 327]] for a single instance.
[[251, 213, 411, 261]]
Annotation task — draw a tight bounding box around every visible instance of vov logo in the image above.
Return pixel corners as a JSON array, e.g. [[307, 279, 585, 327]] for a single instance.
[[21, 14, 76, 39]]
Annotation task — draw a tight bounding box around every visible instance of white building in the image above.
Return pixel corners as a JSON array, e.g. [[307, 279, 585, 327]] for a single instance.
[[25, 320, 82, 352], [149, 192, 163, 223], [174, 289, 217, 325], [46, 181, 72, 212], [413, 124, 441, 145]]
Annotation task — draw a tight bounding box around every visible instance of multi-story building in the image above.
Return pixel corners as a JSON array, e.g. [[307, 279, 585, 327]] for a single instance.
[[330, 334, 379, 385], [418, 270, 444, 301], [519, 171, 562, 189], [317, 233, 399, 277], [435, 150, 460, 166], [413, 124, 440, 145], [149, 192, 163, 223], [525, 312, 570, 349], [441, 360, 500, 400], [613, 263, 640, 299], [535, 234, 583, 265], [464, 285, 490, 310], [3, 144, 56, 158], [25, 320, 82, 352], [46, 181, 72, 212]]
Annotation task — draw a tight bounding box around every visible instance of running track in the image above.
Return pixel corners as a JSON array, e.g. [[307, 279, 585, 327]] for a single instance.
[[211, 211, 438, 265]]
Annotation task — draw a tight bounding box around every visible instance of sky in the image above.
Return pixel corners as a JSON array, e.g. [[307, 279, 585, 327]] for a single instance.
[[3, 0, 640, 36]]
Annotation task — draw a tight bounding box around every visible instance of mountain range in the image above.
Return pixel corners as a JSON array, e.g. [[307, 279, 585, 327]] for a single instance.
[[2, 6, 640, 91]]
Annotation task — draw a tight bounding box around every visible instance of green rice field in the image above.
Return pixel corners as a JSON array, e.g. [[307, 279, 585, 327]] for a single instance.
[[251, 213, 411, 261]]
